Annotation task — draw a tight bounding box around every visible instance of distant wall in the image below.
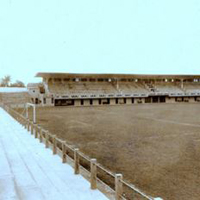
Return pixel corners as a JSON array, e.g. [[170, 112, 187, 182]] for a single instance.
[[0, 87, 27, 93], [0, 92, 31, 108]]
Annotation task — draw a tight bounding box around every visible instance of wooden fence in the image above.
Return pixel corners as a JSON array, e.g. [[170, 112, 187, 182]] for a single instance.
[[2, 104, 161, 200]]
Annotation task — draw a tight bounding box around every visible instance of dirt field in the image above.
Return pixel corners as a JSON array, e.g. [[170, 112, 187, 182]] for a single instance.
[[22, 103, 200, 200]]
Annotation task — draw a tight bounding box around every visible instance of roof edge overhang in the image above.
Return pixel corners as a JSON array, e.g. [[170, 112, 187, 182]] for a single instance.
[[35, 72, 200, 79]]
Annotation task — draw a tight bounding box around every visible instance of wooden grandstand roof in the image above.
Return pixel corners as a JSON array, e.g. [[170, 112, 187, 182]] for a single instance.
[[36, 72, 200, 79]]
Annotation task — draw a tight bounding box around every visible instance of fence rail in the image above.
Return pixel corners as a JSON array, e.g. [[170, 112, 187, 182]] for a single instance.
[[1, 104, 161, 200]]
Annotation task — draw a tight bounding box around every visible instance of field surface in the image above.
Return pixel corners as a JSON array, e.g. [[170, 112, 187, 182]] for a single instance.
[[24, 103, 200, 200]]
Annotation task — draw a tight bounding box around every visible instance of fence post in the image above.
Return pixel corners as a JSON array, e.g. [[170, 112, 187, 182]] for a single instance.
[[21, 117, 24, 127], [22, 118, 26, 128], [31, 122, 34, 135], [62, 141, 67, 163], [90, 158, 97, 189], [25, 119, 28, 130], [18, 115, 20, 124], [22, 118, 24, 127], [39, 128, 43, 143], [27, 120, 30, 132], [74, 148, 80, 174], [53, 135, 57, 155], [33, 124, 36, 136], [115, 174, 123, 200], [45, 131, 49, 148], [35, 125, 38, 139]]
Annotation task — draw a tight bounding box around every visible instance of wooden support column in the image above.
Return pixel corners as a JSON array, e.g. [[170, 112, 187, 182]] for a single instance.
[[21, 118, 24, 127], [23, 118, 26, 128], [25, 119, 29, 130], [115, 174, 123, 200], [35, 125, 38, 139], [90, 159, 97, 189], [33, 124, 36, 136], [17, 116, 20, 124], [27, 120, 30, 132], [39, 128, 43, 143], [45, 131, 49, 148], [74, 148, 80, 174], [31, 122, 34, 135], [53, 135, 57, 155], [62, 141, 67, 163], [24, 119, 27, 128]]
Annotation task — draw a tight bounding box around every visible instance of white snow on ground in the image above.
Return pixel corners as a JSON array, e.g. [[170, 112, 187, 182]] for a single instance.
[[0, 108, 108, 200], [0, 87, 27, 93]]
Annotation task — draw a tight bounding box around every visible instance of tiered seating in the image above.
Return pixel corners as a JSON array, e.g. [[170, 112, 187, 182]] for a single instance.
[[48, 82, 119, 95], [84, 82, 118, 94], [48, 81, 200, 97], [48, 81, 151, 96], [155, 83, 184, 94], [48, 83, 60, 94], [183, 83, 200, 94], [61, 83, 87, 94], [119, 82, 149, 94]]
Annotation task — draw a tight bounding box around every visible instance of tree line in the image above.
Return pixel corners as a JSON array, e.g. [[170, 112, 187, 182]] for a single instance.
[[0, 75, 25, 87]]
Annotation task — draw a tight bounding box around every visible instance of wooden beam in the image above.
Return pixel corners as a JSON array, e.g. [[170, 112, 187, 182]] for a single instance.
[[74, 148, 80, 174], [31, 122, 34, 135], [90, 158, 97, 189], [53, 135, 57, 155], [62, 141, 67, 163], [39, 128, 43, 143], [115, 174, 123, 200], [45, 131, 49, 148]]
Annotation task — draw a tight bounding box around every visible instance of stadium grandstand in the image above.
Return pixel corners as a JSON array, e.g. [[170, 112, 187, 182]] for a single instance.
[[29, 73, 200, 106]]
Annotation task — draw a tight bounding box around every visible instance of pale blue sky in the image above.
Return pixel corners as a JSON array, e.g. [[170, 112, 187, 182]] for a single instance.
[[0, 0, 200, 84]]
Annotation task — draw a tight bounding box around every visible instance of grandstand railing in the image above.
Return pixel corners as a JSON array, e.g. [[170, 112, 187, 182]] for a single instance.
[[52, 91, 200, 100], [1, 104, 162, 200]]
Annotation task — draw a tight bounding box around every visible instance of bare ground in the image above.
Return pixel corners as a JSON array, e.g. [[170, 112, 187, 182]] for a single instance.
[[21, 103, 200, 200]]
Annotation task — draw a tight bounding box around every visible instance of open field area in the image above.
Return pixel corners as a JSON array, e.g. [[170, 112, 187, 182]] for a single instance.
[[20, 103, 200, 200]]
